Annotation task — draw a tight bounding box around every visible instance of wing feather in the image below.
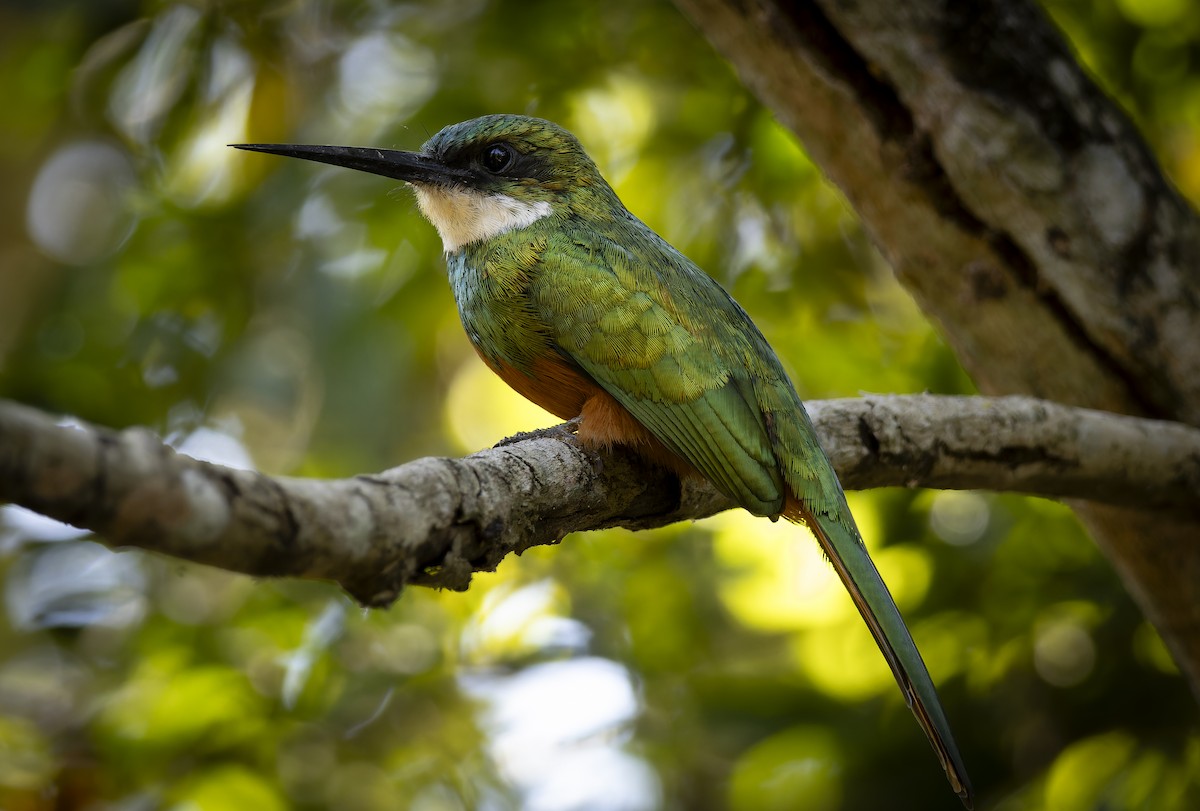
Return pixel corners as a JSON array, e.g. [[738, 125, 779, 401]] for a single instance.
[[528, 220, 972, 806], [532, 231, 786, 514]]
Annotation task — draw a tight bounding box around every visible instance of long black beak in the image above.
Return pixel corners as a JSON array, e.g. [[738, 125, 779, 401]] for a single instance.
[[232, 143, 469, 186]]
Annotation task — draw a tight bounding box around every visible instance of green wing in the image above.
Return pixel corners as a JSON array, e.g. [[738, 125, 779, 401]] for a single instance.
[[530, 225, 974, 806], [531, 228, 790, 515]]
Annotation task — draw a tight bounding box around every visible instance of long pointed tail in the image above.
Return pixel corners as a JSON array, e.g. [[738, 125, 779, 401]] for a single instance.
[[789, 498, 974, 808]]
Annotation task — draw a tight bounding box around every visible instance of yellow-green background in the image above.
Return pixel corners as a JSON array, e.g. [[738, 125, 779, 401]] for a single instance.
[[1, 1, 1198, 809]]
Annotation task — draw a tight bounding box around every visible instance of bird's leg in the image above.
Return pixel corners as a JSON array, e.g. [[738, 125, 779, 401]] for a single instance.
[[494, 417, 582, 448]]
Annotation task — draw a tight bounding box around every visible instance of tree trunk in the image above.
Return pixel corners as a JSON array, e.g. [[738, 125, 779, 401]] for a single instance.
[[673, 0, 1200, 694]]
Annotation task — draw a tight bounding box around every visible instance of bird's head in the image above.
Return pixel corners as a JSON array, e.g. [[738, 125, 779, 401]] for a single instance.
[[235, 114, 620, 253]]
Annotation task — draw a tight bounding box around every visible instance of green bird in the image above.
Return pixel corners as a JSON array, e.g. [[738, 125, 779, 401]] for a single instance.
[[236, 114, 973, 806]]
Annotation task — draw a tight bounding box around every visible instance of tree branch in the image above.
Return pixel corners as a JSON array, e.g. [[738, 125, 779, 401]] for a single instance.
[[2, 395, 1196, 606]]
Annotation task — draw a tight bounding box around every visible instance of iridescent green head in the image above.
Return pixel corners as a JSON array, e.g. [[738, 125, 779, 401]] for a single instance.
[[420, 114, 603, 192], [235, 114, 620, 252]]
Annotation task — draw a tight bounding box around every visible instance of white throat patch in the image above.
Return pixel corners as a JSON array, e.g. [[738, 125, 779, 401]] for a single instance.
[[414, 185, 553, 253]]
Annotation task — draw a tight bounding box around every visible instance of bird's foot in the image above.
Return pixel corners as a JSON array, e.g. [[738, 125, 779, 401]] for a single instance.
[[494, 418, 582, 448]]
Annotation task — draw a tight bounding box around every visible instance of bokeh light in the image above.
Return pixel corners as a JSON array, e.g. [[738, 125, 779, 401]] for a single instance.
[[26, 141, 138, 265], [2, 1, 1199, 809]]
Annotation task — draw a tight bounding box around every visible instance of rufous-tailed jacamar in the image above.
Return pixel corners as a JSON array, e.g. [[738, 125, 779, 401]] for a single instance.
[[236, 114, 973, 806]]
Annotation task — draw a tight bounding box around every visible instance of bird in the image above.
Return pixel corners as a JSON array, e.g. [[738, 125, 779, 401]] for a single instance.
[[234, 114, 973, 806]]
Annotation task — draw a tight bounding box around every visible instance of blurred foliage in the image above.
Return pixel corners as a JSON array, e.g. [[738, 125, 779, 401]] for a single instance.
[[0, 1, 1198, 810]]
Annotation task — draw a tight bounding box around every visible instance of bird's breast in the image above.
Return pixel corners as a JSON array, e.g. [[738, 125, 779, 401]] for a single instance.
[[447, 247, 593, 420]]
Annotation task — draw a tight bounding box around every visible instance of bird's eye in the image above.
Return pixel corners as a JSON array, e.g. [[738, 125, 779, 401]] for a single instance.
[[482, 143, 515, 173]]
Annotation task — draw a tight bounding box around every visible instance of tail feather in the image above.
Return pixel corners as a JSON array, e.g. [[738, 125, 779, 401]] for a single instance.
[[787, 497, 974, 809]]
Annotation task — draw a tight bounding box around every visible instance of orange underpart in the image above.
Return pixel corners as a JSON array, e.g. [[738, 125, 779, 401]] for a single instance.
[[477, 347, 695, 478], [475, 348, 593, 420], [782, 492, 807, 524], [577, 388, 697, 477]]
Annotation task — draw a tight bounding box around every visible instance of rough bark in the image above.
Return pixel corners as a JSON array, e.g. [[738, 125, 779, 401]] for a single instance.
[[673, 0, 1200, 692], [3, 395, 1197, 607]]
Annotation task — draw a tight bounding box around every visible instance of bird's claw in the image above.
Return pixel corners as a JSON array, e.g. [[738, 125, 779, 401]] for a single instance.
[[494, 418, 581, 447]]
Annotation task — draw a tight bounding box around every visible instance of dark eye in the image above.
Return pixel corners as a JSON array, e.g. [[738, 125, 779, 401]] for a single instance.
[[482, 143, 515, 173]]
